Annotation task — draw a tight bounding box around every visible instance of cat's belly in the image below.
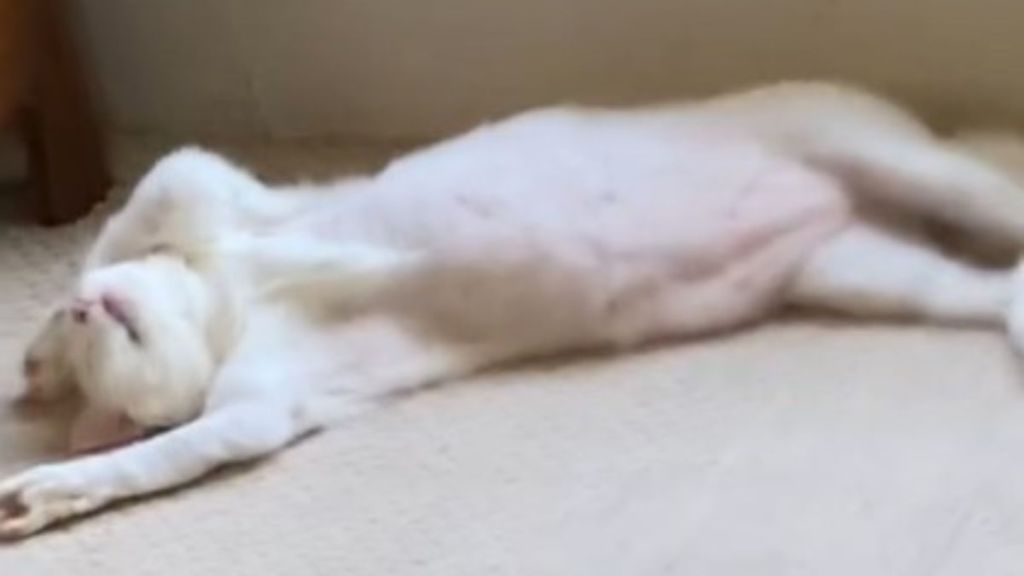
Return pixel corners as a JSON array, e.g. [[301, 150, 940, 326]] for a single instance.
[[382, 165, 849, 352], [299, 120, 853, 352]]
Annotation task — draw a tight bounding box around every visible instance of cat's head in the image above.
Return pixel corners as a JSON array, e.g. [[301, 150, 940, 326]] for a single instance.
[[23, 253, 230, 430]]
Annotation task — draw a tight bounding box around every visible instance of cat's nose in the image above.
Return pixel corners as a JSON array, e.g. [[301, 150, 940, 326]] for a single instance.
[[69, 298, 94, 323]]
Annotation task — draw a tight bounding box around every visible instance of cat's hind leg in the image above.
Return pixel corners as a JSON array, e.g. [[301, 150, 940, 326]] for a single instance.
[[810, 135, 1024, 250], [787, 223, 1017, 335]]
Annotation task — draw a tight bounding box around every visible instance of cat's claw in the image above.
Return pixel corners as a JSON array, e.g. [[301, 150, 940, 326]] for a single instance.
[[0, 463, 108, 538]]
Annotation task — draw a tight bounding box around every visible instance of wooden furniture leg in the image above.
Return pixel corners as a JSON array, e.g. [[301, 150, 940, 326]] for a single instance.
[[20, 0, 108, 225]]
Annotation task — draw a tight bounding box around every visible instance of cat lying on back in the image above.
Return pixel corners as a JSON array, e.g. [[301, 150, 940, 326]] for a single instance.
[[6, 80, 1024, 538]]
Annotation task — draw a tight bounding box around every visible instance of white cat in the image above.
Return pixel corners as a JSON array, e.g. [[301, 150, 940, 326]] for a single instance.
[[6, 80, 1024, 538]]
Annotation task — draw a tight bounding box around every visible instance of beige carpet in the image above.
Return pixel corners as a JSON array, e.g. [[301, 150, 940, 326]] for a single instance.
[[2, 143, 1024, 575]]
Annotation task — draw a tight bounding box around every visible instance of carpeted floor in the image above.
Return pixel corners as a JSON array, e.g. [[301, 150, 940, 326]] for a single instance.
[[2, 141, 1024, 575]]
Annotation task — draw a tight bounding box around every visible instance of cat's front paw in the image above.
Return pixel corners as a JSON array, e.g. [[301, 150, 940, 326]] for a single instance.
[[0, 462, 110, 538]]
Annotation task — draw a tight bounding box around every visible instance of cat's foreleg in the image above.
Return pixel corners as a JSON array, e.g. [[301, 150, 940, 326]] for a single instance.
[[0, 389, 312, 538], [228, 235, 423, 304], [84, 148, 284, 270]]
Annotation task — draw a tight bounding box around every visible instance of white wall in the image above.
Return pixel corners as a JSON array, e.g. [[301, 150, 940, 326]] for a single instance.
[[68, 0, 1024, 141]]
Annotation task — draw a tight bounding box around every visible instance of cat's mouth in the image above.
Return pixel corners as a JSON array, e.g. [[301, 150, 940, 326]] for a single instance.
[[101, 294, 142, 344]]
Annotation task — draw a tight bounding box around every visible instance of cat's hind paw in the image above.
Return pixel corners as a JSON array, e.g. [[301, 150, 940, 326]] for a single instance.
[[1006, 258, 1024, 352]]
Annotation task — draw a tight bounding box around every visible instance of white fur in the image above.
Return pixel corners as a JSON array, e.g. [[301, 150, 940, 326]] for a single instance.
[[7, 80, 1024, 537]]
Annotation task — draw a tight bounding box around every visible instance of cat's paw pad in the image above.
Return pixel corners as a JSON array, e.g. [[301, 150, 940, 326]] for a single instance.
[[0, 464, 108, 538]]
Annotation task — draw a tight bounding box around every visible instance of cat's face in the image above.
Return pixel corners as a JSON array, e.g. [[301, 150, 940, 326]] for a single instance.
[[24, 255, 221, 429]]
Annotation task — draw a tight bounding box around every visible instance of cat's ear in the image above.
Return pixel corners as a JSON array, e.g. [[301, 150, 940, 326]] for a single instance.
[[20, 308, 77, 403], [68, 403, 146, 455]]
